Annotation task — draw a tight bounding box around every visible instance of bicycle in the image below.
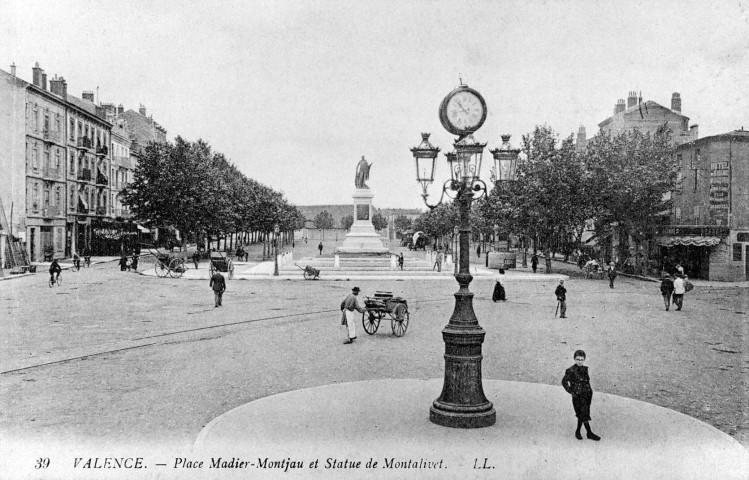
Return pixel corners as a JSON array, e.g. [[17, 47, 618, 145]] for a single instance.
[[48, 273, 62, 287], [71, 258, 81, 272]]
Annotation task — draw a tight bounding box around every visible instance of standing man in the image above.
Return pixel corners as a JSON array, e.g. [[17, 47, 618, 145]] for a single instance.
[[660, 272, 674, 311], [193, 249, 201, 269], [531, 253, 539, 273], [672, 274, 686, 311], [555, 279, 567, 318], [607, 262, 617, 289], [340, 287, 366, 344], [210, 271, 226, 308], [476, 244, 481, 258], [398, 253, 404, 270], [318, 242, 323, 255]]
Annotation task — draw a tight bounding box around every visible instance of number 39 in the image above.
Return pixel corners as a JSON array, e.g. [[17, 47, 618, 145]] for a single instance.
[[35, 458, 50, 469]]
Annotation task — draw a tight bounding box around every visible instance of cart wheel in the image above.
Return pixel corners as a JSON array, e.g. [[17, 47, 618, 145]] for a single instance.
[[304, 270, 312, 280], [155, 261, 168, 277], [169, 258, 184, 278], [362, 311, 380, 335], [391, 304, 409, 337]]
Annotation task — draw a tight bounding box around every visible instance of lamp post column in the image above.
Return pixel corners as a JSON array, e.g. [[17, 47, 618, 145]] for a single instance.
[[273, 224, 280, 276], [430, 184, 496, 428]]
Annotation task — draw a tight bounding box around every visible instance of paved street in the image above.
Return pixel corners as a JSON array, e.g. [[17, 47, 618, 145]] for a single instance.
[[1, 249, 747, 469]]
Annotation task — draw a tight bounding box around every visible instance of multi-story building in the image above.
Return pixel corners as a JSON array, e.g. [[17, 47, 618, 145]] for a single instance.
[[658, 130, 749, 281], [65, 90, 112, 255], [0, 62, 113, 260], [118, 105, 167, 145]]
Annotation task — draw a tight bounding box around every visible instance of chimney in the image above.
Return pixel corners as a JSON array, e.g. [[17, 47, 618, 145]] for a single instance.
[[32, 62, 42, 87], [627, 90, 638, 109], [671, 92, 681, 112], [10, 63, 15, 76], [61, 78, 67, 98], [139, 104, 147, 116], [614, 99, 626, 114], [576, 126, 587, 152], [41, 72, 47, 90], [50, 76, 64, 96], [690, 124, 699, 140], [117, 104, 124, 115], [82, 91, 95, 102]]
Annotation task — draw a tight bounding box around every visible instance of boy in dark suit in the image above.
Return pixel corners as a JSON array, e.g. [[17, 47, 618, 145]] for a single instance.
[[561, 350, 601, 441]]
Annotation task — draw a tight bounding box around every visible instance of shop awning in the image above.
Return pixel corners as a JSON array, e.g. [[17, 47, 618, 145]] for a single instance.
[[656, 236, 721, 247]]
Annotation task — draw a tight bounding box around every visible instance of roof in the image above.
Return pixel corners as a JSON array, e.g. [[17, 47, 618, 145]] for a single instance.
[[598, 100, 688, 129], [674, 129, 749, 149]]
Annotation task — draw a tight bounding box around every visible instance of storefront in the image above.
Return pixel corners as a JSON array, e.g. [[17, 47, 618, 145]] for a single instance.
[[656, 226, 730, 280], [90, 219, 140, 255]]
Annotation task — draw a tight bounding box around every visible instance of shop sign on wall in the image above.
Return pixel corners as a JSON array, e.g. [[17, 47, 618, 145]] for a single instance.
[[709, 160, 729, 222]]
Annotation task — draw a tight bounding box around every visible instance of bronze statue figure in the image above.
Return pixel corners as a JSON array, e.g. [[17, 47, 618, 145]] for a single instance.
[[355, 155, 372, 189]]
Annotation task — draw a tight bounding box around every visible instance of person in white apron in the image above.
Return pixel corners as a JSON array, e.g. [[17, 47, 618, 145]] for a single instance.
[[340, 287, 366, 344]]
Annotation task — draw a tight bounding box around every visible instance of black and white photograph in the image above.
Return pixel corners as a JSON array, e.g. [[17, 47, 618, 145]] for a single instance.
[[1, 1, 748, 479]]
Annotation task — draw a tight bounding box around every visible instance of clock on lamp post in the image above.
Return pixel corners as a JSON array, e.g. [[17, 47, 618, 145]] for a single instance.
[[412, 83, 496, 428]]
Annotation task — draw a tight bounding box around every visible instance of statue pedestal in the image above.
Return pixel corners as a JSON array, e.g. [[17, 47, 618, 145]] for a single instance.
[[336, 188, 389, 256]]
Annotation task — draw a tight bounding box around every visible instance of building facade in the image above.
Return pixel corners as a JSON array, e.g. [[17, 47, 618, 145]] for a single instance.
[[596, 91, 695, 146], [659, 130, 749, 281]]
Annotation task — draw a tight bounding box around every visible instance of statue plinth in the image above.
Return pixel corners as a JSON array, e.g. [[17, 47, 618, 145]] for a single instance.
[[335, 188, 389, 256]]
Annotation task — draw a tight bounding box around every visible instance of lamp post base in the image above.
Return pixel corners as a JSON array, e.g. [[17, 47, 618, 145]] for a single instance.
[[430, 402, 496, 429]]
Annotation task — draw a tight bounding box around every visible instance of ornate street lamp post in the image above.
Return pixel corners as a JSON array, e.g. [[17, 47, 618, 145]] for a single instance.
[[410, 83, 495, 428], [490, 135, 520, 254], [273, 223, 280, 276]]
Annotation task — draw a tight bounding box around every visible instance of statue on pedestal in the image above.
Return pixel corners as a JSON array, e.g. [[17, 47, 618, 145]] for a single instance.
[[355, 156, 372, 189]]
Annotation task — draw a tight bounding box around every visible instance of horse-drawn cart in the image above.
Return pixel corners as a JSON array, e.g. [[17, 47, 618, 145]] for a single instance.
[[209, 251, 234, 279], [362, 291, 410, 337], [144, 245, 186, 278]]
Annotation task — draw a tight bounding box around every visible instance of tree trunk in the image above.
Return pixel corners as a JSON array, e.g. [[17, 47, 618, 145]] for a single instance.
[[544, 246, 552, 274]]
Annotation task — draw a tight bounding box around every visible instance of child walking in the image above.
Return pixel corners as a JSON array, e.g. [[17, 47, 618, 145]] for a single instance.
[[561, 350, 601, 441]]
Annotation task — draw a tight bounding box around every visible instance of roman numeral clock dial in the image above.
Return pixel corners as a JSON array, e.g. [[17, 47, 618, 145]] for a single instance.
[[438, 85, 487, 136]]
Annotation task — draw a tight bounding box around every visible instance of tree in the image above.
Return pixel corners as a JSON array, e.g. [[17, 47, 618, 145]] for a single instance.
[[581, 125, 676, 272], [340, 214, 354, 231], [509, 125, 592, 273], [393, 215, 413, 235], [372, 212, 388, 231], [314, 210, 335, 230], [413, 202, 459, 249]]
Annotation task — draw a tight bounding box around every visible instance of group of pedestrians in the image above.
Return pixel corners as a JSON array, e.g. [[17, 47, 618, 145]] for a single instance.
[[659, 267, 689, 311]]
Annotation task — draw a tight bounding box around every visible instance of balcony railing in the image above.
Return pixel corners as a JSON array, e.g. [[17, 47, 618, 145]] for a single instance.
[[42, 166, 63, 180], [43, 128, 61, 143], [96, 206, 107, 216], [42, 205, 61, 219], [114, 156, 133, 169], [96, 145, 109, 156], [77, 137, 93, 150], [78, 168, 92, 181]]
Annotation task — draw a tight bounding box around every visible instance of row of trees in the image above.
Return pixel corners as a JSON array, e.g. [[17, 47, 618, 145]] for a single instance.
[[311, 210, 391, 231], [413, 125, 678, 273], [122, 137, 305, 253]]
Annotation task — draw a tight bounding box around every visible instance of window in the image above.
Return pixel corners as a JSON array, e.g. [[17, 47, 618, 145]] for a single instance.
[[693, 206, 701, 224], [69, 186, 75, 211], [70, 117, 75, 140], [44, 113, 50, 133], [674, 207, 681, 223], [55, 114, 61, 133], [31, 183, 39, 211], [34, 107, 39, 131], [734, 244, 743, 262], [70, 151, 75, 174], [44, 145, 50, 169], [32, 145, 39, 169], [55, 187, 61, 208], [54, 148, 61, 171], [44, 188, 50, 207]]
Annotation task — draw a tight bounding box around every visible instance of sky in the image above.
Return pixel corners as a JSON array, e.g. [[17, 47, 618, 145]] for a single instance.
[[3, 0, 749, 210]]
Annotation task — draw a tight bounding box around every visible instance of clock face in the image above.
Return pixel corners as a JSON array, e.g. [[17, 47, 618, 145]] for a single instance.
[[439, 86, 487, 135]]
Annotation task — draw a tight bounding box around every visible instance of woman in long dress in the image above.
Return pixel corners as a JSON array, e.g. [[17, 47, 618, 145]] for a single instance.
[[492, 268, 506, 302]]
